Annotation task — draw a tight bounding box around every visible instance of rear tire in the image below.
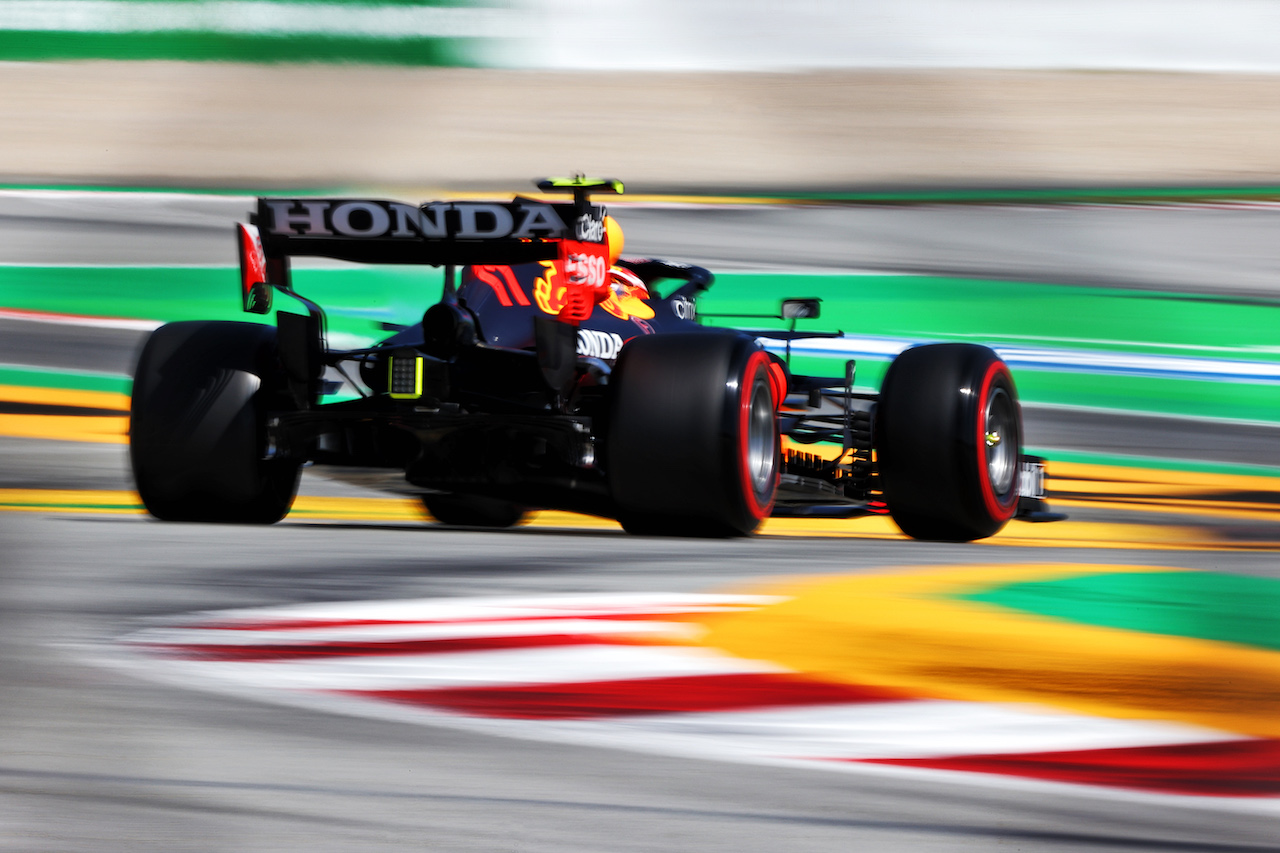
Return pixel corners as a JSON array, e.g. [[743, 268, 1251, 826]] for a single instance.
[[130, 321, 301, 523], [876, 343, 1022, 541], [608, 330, 779, 537], [422, 494, 526, 528]]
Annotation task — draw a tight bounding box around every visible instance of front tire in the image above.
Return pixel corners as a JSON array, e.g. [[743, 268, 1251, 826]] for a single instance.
[[130, 321, 301, 523], [876, 343, 1022, 541], [607, 330, 779, 537]]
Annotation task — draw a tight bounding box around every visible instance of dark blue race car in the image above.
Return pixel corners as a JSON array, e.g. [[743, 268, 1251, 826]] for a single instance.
[[129, 178, 1058, 540]]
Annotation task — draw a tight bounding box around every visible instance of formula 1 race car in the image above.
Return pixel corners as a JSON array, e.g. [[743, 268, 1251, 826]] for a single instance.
[[129, 178, 1058, 540]]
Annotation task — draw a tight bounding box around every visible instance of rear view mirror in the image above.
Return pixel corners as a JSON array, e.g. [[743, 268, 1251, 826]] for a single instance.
[[781, 298, 821, 320]]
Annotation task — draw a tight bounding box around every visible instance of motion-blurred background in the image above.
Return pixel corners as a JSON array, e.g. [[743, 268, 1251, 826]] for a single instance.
[[2, 0, 1280, 189], [4, 4, 1280, 851]]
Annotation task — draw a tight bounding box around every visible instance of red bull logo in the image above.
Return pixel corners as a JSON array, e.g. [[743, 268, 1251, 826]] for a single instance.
[[533, 262, 654, 322]]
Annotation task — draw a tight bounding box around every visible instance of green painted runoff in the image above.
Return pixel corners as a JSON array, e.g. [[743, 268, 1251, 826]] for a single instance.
[[5, 266, 1270, 360], [3, 264, 1279, 422], [960, 571, 1280, 652], [702, 272, 1280, 359], [0, 365, 130, 396]]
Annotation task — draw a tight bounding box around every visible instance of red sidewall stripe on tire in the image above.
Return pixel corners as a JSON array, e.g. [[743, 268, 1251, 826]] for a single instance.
[[738, 349, 778, 522], [975, 359, 1018, 523]]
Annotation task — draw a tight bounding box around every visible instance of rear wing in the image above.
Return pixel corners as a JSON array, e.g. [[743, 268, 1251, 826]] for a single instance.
[[239, 194, 613, 314], [253, 197, 609, 265], [239, 178, 624, 316]]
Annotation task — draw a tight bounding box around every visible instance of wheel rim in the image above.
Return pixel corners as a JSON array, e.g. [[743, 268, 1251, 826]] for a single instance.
[[984, 385, 1017, 499], [746, 377, 777, 499]]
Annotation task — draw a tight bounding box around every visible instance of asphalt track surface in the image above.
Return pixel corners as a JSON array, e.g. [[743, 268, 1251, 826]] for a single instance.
[[3, 195, 1280, 852]]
